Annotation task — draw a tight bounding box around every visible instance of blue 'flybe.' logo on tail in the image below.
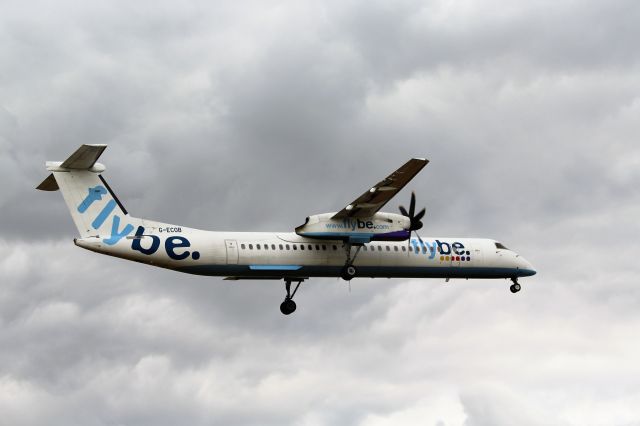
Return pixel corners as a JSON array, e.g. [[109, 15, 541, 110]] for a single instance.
[[77, 186, 108, 213], [77, 185, 134, 245]]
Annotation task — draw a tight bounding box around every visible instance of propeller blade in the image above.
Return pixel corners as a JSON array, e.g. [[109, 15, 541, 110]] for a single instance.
[[409, 192, 416, 217], [400, 193, 426, 238], [415, 230, 425, 250], [414, 207, 426, 222]]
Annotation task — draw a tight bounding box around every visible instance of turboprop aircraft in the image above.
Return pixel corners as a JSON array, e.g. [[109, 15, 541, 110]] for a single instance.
[[37, 145, 536, 315]]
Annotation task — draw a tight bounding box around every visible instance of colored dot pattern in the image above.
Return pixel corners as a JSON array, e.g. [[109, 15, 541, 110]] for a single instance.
[[439, 254, 471, 262]]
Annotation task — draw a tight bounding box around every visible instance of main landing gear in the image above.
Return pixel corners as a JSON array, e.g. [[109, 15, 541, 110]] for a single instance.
[[340, 242, 362, 281], [341, 265, 357, 281], [509, 277, 521, 293], [280, 278, 304, 315]]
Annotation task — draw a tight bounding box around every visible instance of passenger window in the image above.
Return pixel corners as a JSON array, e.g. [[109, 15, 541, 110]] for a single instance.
[[394, 246, 398, 252], [402, 246, 406, 252], [386, 246, 390, 251], [279, 244, 283, 250], [378, 246, 382, 251], [322, 245, 327, 250], [271, 244, 276, 250], [263, 244, 268, 250], [241, 244, 246, 249], [333, 245, 337, 250], [300, 245, 305, 250], [249, 244, 253, 250], [256, 244, 261, 250], [293, 245, 298, 250], [315, 245, 320, 250], [308, 244, 313, 250], [286, 244, 290, 250]]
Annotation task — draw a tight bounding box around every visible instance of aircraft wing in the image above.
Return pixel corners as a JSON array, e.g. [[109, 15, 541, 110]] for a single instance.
[[332, 158, 429, 219]]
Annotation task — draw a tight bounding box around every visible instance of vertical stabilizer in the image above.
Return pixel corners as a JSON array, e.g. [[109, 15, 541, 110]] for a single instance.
[[37, 145, 141, 243]]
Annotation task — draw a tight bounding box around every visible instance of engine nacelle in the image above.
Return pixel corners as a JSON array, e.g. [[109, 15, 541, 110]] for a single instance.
[[295, 212, 410, 244]]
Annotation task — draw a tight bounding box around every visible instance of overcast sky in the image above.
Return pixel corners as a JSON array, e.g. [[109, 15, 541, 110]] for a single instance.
[[1, 0, 640, 425]]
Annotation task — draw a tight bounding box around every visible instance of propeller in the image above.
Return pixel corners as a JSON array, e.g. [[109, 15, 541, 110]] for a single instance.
[[399, 191, 426, 252]]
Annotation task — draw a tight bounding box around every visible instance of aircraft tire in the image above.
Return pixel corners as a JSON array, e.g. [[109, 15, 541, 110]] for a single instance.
[[509, 283, 521, 293], [341, 265, 357, 281], [280, 299, 297, 315]]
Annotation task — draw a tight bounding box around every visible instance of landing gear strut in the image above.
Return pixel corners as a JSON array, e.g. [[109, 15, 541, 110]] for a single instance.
[[509, 277, 521, 293], [340, 242, 362, 281], [280, 279, 304, 315]]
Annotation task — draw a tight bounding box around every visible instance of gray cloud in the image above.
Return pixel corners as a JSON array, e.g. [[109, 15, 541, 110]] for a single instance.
[[2, 0, 640, 425]]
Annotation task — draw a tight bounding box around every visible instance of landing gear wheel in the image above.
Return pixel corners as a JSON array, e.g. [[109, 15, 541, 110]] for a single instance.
[[510, 283, 521, 293], [280, 298, 297, 315], [341, 265, 357, 281], [280, 279, 303, 315]]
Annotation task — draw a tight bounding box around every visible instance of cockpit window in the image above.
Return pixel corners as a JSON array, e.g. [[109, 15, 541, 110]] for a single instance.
[[495, 242, 509, 250]]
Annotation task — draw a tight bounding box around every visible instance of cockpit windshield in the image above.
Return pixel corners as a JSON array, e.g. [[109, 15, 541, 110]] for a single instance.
[[495, 242, 509, 250]]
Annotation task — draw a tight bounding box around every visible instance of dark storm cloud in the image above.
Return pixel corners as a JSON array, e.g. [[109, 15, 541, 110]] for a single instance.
[[3, 0, 639, 237], [336, 0, 640, 79], [2, 0, 640, 425]]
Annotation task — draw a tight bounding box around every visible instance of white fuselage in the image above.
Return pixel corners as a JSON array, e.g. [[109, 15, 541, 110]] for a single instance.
[[38, 146, 536, 316], [74, 223, 536, 280]]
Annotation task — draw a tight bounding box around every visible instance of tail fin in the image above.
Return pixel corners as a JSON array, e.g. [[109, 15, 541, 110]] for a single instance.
[[37, 144, 140, 242]]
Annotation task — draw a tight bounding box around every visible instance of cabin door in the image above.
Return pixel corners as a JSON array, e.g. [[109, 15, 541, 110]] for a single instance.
[[225, 240, 239, 264]]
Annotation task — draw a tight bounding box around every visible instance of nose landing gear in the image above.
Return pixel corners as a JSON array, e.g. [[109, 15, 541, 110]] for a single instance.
[[280, 278, 304, 315], [509, 277, 521, 293]]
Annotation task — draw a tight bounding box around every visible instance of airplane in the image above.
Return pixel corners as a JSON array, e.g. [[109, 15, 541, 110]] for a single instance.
[[37, 144, 536, 315]]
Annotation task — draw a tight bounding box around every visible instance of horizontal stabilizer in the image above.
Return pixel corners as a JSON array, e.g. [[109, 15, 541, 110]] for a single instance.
[[36, 173, 59, 191], [60, 144, 107, 169], [36, 144, 140, 238]]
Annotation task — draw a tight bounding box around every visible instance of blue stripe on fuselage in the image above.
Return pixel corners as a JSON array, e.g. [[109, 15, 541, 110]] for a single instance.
[[249, 265, 302, 271]]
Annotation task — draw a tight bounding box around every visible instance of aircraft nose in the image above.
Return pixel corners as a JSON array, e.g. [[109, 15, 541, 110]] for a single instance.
[[517, 256, 536, 277]]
